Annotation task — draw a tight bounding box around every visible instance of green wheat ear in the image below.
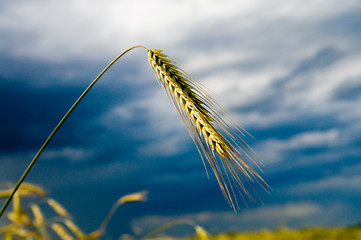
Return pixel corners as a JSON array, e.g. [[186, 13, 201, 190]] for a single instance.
[[0, 45, 267, 217], [148, 49, 268, 210]]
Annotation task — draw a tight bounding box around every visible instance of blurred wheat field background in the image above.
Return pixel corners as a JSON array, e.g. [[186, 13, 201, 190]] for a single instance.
[[2, 183, 361, 240], [1, 0, 361, 239]]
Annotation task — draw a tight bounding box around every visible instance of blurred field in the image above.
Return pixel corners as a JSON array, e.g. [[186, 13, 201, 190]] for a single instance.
[[2, 182, 361, 240], [197, 226, 361, 240]]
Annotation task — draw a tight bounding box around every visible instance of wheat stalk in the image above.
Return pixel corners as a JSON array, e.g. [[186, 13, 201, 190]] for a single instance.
[[0, 45, 147, 217], [148, 49, 268, 210], [0, 45, 267, 216]]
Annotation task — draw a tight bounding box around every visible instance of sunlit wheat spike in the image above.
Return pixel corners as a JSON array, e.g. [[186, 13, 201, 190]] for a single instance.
[[47, 198, 72, 219], [30, 204, 45, 228], [148, 49, 268, 210], [86, 230, 103, 240], [3, 233, 12, 240], [11, 194, 21, 224], [0, 183, 46, 199], [0, 225, 41, 239], [30, 203, 50, 240], [51, 223, 75, 240], [63, 219, 86, 239], [8, 195, 32, 226], [19, 183, 47, 197], [0, 190, 13, 199], [194, 225, 209, 240], [119, 190, 148, 204], [7, 210, 32, 226]]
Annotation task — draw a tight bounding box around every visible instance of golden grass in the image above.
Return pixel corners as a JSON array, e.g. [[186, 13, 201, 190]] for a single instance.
[[0, 182, 148, 240]]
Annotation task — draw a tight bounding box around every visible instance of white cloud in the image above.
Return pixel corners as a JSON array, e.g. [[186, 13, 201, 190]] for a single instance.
[[294, 175, 361, 195], [280, 55, 361, 113], [256, 129, 340, 164], [137, 134, 189, 158], [103, 89, 186, 137], [199, 69, 281, 109], [41, 147, 95, 163], [102, 88, 193, 157], [289, 129, 339, 148], [227, 50, 361, 128], [1, 0, 359, 62], [0, 1, 261, 61], [268, 1, 359, 21], [240, 202, 322, 220]]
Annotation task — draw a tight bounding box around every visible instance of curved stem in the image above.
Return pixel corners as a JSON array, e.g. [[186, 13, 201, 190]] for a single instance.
[[0, 45, 149, 218], [98, 199, 123, 233]]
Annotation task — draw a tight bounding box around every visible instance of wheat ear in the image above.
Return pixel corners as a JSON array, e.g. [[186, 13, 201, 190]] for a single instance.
[[148, 49, 268, 210]]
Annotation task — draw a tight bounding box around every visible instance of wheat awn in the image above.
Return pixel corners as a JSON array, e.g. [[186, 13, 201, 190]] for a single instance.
[[148, 49, 268, 210]]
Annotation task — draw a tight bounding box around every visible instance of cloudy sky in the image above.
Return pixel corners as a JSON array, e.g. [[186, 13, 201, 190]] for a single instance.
[[1, 0, 361, 238]]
